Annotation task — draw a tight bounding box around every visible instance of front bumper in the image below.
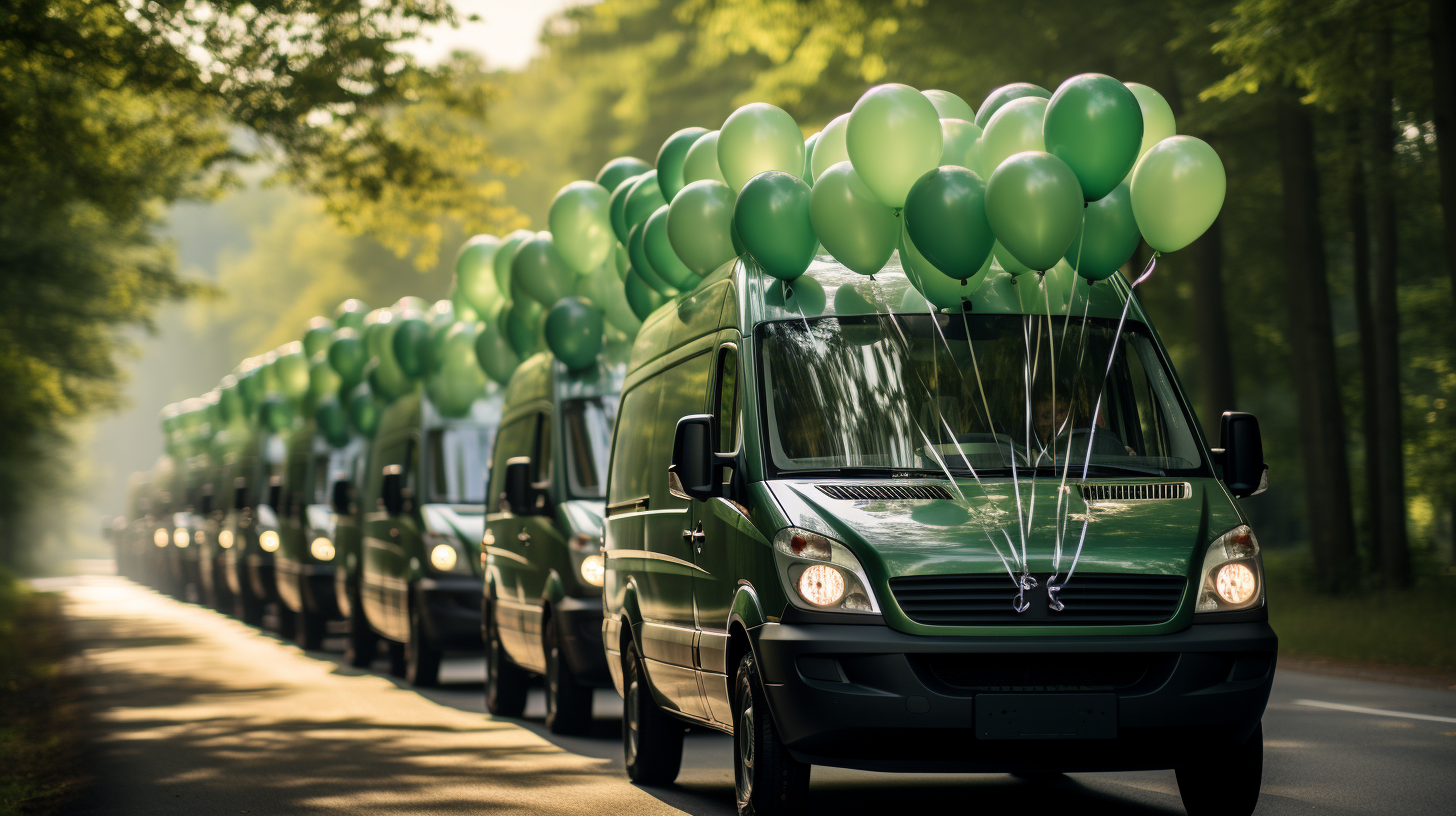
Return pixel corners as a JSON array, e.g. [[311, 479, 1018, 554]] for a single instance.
[[556, 595, 609, 686], [419, 576, 485, 650], [753, 620, 1276, 773]]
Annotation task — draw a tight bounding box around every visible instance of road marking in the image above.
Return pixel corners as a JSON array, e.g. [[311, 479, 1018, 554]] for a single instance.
[[1294, 699, 1456, 724]]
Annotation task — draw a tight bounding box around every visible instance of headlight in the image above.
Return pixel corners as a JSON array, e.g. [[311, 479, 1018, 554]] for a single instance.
[[1195, 525, 1263, 613], [173, 528, 190, 548], [259, 530, 280, 552], [193, 530, 205, 546], [430, 542, 458, 572], [773, 527, 878, 614], [580, 554, 605, 587], [310, 537, 336, 561], [154, 528, 169, 548], [218, 529, 234, 549]]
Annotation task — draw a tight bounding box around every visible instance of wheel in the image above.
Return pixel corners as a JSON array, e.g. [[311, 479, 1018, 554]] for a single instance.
[[343, 587, 376, 669], [273, 603, 296, 639], [544, 614, 593, 735], [405, 597, 442, 687], [234, 584, 264, 626], [733, 650, 809, 814], [295, 579, 326, 651], [386, 639, 407, 677], [623, 638, 683, 785], [484, 599, 528, 717], [1176, 721, 1263, 816]]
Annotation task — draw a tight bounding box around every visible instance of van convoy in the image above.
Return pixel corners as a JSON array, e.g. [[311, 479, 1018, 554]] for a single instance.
[[115, 78, 1270, 815]]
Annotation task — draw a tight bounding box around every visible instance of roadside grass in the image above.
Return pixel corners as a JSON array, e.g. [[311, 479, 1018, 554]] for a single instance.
[[0, 569, 81, 816], [1263, 549, 1456, 674]]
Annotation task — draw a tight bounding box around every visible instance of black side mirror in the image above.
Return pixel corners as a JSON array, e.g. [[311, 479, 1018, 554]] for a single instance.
[[268, 475, 282, 511], [1219, 412, 1267, 498], [669, 414, 734, 502], [331, 479, 351, 515], [503, 457, 533, 515], [199, 488, 214, 516], [381, 464, 404, 516], [234, 477, 248, 510]]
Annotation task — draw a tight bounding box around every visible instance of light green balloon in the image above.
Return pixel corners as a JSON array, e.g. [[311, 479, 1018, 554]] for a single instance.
[[717, 102, 805, 193], [611, 241, 630, 281], [764, 273, 826, 316], [846, 84, 943, 208], [922, 89, 976, 123], [302, 316, 333, 359], [624, 170, 667, 231], [644, 204, 700, 291], [1130, 135, 1225, 253], [667, 179, 737, 275], [475, 317, 521, 385], [940, 118, 982, 169], [985, 151, 1084, 271], [808, 161, 899, 276], [274, 344, 311, 403], [426, 323, 485, 418], [900, 228, 976, 310], [810, 113, 850, 181], [980, 96, 1048, 179], [993, 241, 1032, 274], [308, 352, 342, 411], [682, 130, 726, 186], [609, 173, 643, 245], [333, 299, 369, 331], [1016, 260, 1081, 314], [656, 127, 710, 201], [802, 132, 819, 183], [1124, 82, 1177, 182], [596, 156, 652, 193], [575, 258, 641, 338], [1066, 182, 1140, 280], [976, 82, 1051, 128], [493, 229, 534, 300], [511, 234, 575, 307], [549, 181, 614, 275], [453, 234, 502, 316]]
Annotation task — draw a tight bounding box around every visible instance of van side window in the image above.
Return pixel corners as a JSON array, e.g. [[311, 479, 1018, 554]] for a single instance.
[[608, 378, 663, 504], [714, 346, 739, 455], [488, 415, 536, 510]]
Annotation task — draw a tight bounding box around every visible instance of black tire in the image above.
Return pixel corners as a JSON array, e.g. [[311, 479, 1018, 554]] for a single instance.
[[544, 614, 593, 735], [273, 603, 297, 639], [733, 651, 809, 815], [623, 639, 683, 785], [405, 596, 442, 687], [234, 582, 265, 626], [1176, 721, 1263, 816], [295, 579, 326, 651], [484, 599, 528, 717], [343, 587, 376, 669], [386, 638, 407, 678]]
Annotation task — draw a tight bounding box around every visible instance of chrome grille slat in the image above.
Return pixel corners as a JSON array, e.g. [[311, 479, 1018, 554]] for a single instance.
[[1080, 482, 1190, 501], [817, 484, 953, 501]]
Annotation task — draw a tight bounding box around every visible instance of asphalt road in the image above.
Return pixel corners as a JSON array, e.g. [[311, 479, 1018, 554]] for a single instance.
[[50, 575, 1456, 815]]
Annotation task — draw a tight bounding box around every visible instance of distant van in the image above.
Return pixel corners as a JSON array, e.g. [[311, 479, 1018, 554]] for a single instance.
[[602, 256, 1275, 816], [481, 353, 622, 734], [220, 424, 287, 627], [275, 419, 356, 649]]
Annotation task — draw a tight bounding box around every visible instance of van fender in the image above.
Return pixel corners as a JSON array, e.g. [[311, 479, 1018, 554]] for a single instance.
[[725, 584, 766, 682]]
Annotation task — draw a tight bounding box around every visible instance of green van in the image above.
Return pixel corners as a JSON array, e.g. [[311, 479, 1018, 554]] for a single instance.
[[480, 352, 621, 734], [602, 256, 1275, 815], [275, 419, 351, 649], [330, 430, 376, 667], [220, 419, 289, 629], [358, 390, 501, 686]]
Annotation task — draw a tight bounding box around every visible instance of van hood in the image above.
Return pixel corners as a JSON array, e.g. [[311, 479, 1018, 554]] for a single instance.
[[558, 499, 605, 538], [422, 504, 484, 548], [767, 478, 1239, 579]]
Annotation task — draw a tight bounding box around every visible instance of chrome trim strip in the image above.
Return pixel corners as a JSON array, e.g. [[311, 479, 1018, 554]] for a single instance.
[[484, 546, 531, 566], [606, 549, 710, 575]]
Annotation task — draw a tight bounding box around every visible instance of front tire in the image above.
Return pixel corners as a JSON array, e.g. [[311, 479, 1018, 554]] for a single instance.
[[484, 599, 528, 717], [234, 583, 264, 626], [544, 614, 593, 735], [295, 579, 326, 651], [1176, 721, 1263, 816], [623, 639, 683, 785], [405, 597, 442, 687], [733, 651, 809, 815], [343, 585, 376, 669]]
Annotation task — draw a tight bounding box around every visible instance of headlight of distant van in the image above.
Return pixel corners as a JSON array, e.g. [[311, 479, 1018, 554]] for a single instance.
[[154, 528, 169, 548], [310, 537, 336, 562], [773, 528, 879, 614], [571, 533, 605, 588], [218, 529, 234, 549], [424, 532, 466, 574], [173, 528, 190, 548], [1195, 525, 1263, 614], [258, 529, 280, 553]]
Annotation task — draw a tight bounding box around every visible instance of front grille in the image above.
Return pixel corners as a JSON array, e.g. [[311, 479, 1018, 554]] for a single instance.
[[889, 573, 1186, 626], [817, 484, 953, 501], [920, 652, 1161, 691], [1080, 482, 1190, 501]]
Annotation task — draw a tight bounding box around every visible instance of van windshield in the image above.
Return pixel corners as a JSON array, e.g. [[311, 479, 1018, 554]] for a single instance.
[[758, 313, 1206, 477], [427, 424, 496, 504], [563, 396, 617, 498]]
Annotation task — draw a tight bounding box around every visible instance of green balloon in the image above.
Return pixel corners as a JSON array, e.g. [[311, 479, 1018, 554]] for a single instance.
[[1124, 83, 1176, 182], [369, 349, 413, 402], [454, 234, 502, 315], [596, 156, 652, 193], [624, 171, 667, 231], [994, 241, 1032, 274], [628, 220, 676, 296], [808, 160, 898, 276], [608, 173, 643, 245], [1066, 182, 1139, 281], [682, 130, 726, 186], [939, 118, 982, 169], [900, 226, 975, 310], [504, 299, 542, 360], [612, 241, 630, 281], [985, 151, 1084, 272], [802, 132, 819, 183], [1130, 135, 1225, 253], [718, 102, 804, 193], [302, 316, 333, 358], [575, 258, 642, 338], [667, 179, 737, 276], [970, 270, 1023, 314], [544, 296, 605, 371], [1016, 261, 1080, 314], [315, 399, 351, 448], [903, 166, 995, 279], [218, 376, 243, 424], [1044, 73, 1144, 202], [327, 329, 367, 390], [922, 89, 976, 123], [361, 309, 390, 359], [979, 96, 1048, 179], [764, 273, 826, 315], [333, 299, 369, 331], [392, 315, 431, 378], [308, 352, 341, 410], [493, 229, 535, 300], [644, 204, 700, 291], [347, 385, 381, 438], [426, 323, 485, 418], [261, 396, 295, 434], [975, 82, 1051, 128], [394, 296, 429, 315], [274, 345, 311, 403], [656, 127, 709, 200], [847, 84, 943, 208], [475, 317, 521, 385], [734, 171, 816, 282], [624, 268, 666, 321], [810, 113, 850, 181], [511, 234, 575, 307], [549, 181, 614, 275]]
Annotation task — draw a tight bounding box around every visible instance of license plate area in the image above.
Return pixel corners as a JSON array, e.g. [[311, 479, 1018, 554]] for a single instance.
[[975, 693, 1117, 740]]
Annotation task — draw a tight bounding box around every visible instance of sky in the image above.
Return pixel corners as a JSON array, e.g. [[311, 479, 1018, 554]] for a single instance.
[[399, 0, 588, 68]]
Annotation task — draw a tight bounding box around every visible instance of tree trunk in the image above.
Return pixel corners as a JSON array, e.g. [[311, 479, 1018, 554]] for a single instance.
[[1347, 114, 1382, 574], [1429, 0, 1456, 294], [1277, 91, 1361, 593], [1369, 27, 1411, 587]]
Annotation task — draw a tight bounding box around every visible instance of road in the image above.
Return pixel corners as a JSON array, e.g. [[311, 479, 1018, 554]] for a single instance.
[[49, 575, 1456, 815]]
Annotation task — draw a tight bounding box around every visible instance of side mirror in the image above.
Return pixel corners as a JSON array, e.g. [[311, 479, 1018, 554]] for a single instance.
[[381, 465, 404, 516], [503, 457, 533, 516], [331, 479, 351, 515], [234, 477, 248, 511], [1219, 412, 1268, 498], [199, 488, 214, 516], [268, 475, 282, 511], [669, 414, 733, 502]]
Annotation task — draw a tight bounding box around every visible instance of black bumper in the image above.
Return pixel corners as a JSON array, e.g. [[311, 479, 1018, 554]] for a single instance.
[[753, 620, 1277, 773], [556, 595, 610, 686], [420, 576, 485, 650]]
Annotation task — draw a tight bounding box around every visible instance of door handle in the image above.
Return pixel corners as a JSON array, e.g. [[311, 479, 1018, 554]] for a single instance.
[[516, 530, 531, 546], [682, 521, 705, 553]]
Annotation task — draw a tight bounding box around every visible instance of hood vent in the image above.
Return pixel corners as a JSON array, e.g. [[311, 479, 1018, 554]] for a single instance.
[[817, 484, 953, 501], [1080, 482, 1190, 502]]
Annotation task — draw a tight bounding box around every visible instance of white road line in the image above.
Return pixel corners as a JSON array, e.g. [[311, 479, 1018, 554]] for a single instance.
[[1294, 699, 1456, 724]]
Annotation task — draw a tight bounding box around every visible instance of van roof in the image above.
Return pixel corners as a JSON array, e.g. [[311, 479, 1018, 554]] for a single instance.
[[502, 352, 624, 418]]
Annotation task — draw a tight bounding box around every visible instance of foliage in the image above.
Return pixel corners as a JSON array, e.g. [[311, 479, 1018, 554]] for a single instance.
[[1, 572, 77, 815]]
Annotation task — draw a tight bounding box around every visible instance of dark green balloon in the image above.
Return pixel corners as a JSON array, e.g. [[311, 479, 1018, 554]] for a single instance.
[[903, 166, 995, 279], [315, 399, 351, 448], [733, 171, 816, 281], [544, 296, 606, 372], [609, 173, 643, 246], [391, 316, 431, 378], [261, 396, 295, 434], [327, 328, 367, 389], [425, 323, 485, 418], [237, 366, 264, 416], [628, 220, 676, 296], [975, 82, 1051, 128], [302, 317, 333, 358], [333, 299, 369, 331], [985, 151, 1083, 272], [504, 299, 543, 360], [510, 234, 575, 307], [644, 204, 700, 291], [346, 385, 381, 438], [307, 352, 341, 412], [667, 180, 737, 276], [597, 156, 652, 194], [656, 128, 709, 201], [475, 317, 521, 385], [807, 160, 898, 276], [900, 225, 972, 310], [612, 241, 630, 281], [624, 171, 667, 231], [493, 229, 534, 300], [1044, 73, 1144, 202], [1066, 182, 1139, 281], [453, 234, 503, 315], [624, 268, 665, 321]]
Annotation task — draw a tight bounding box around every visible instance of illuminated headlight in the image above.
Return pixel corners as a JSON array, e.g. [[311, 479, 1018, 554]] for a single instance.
[[580, 554, 605, 587], [154, 528, 169, 548], [773, 527, 878, 614], [173, 528, 190, 548], [1195, 525, 1263, 613], [310, 537, 336, 561], [259, 530, 280, 552], [193, 530, 205, 546], [218, 529, 234, 549], [430, 542, 458, 572]]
